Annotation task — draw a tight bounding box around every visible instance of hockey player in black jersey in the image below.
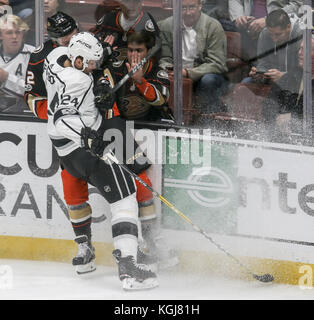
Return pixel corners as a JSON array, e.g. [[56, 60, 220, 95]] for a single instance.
[[91, 1, 177, 270], [93, 30, 179, 270], [24, 11, 78, 119]]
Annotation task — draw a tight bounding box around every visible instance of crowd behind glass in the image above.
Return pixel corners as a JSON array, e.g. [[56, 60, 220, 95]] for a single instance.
[[0, 0, 312, 144]]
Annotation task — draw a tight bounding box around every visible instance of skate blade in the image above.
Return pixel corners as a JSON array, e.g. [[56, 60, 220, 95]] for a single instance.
[[75, 261, 96, 275], [122, 278, 159, 291], [158, 256, 179, 270]]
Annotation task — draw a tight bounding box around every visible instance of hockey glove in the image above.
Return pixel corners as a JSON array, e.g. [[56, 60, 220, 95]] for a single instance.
[[81, 127, 106, 157], [94, 78, 116, 115], [97, 32, 118, 59], [102, 42, 114, 60]]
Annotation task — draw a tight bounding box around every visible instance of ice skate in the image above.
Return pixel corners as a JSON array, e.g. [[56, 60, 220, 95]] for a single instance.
[[137, 245, 158, 273], [72, 235, 96, 275], [112, 249, 159, 291], [153, 236, 179, 270]]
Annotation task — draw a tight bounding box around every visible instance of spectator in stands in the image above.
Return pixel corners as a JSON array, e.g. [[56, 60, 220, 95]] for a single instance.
[[10, 0, 33, 19], [10, 0, 35, 45], [0, 14, 34, 114], [243, 9, 302, 85], [44, 0, 66, 18], [158, 0, 228, 114], [91, 0, 159, 64], [261, 36, 314, 140], [202, 0, 236, 32], [44, 0, 67, 41], [94, 30, 171, 121], [94, 0, 120, 22], [1, 0, 34, 20], [229, 0, 302, 61]]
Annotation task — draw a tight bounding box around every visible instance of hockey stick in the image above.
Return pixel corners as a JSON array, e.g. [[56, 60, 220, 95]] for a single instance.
[[102, 151, 274, 283]]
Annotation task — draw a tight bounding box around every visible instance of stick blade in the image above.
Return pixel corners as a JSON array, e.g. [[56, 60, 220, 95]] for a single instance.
[[253, 273, 274, 283]]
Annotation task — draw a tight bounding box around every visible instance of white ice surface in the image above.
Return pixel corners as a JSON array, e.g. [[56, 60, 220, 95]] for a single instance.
[[0, 259, 314, 300]]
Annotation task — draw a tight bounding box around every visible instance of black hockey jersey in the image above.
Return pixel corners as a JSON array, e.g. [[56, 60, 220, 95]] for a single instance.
[[24, 40, 57, 119], [91, 10, 159, 65]]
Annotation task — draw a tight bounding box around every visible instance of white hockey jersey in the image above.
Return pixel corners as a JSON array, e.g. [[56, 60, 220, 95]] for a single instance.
[[0, 43, 34, 96], [44, 46, 102, 157]]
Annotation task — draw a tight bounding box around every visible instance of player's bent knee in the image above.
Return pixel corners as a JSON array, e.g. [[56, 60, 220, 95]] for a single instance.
[[110, 193, 138, 221], [61, 169, 89, 205]]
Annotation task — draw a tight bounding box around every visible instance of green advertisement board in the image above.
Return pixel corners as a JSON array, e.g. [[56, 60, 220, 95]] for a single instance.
[[162, 137, 238, 235]]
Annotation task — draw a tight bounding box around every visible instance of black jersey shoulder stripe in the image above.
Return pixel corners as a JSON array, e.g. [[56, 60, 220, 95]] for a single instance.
[[50, 137, 73, 148], [53, 107, 80, 125]]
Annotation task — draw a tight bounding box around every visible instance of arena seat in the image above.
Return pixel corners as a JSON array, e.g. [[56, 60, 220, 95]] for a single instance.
[[168, 76, 197, 124]]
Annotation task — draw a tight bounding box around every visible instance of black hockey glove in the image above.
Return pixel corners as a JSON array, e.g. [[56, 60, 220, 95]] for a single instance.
[[96, 32, 118, 61], [81, 127, 106, 157], [94, 78, 116, 115], [102, 42, 114, 60]]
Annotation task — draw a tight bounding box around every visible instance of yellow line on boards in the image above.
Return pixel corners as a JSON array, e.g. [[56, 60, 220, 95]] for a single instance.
[[0, 236, 312, 286]]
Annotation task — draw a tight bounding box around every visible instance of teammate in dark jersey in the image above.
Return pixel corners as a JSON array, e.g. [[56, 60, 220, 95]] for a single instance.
[[91, 1, 178, 269], [24, 11, 78, 119], [94, 31, 178, 269]]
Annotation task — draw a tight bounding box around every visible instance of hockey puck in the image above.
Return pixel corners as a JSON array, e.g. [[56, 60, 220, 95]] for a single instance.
[[252, 157, 263, 169]]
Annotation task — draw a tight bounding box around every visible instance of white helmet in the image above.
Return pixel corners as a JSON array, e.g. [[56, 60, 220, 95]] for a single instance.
[[67, 31, 103, 70]]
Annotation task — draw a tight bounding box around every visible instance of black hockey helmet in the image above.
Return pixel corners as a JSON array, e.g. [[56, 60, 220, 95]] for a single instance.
[[47, 11, 78, 39]]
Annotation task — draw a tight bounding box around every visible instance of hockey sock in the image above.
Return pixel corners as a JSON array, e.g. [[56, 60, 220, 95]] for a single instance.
[[68, 202, 92, 240], [110, 194, 139, 258], [139, 199, 159, 250], [134, 172, 159, 250]]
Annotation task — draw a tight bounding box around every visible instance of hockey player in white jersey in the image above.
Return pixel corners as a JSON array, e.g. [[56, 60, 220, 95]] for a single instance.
[[44, 32, 158, 291], [0, 14, 34, 113]]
